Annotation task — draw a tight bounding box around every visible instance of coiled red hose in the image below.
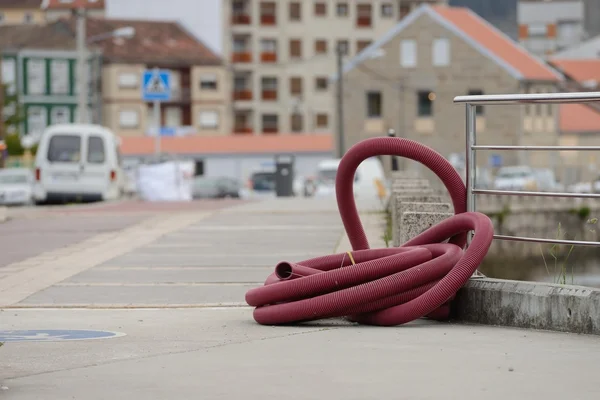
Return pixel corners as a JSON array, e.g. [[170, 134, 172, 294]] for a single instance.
[[246, 137, 494, 326]]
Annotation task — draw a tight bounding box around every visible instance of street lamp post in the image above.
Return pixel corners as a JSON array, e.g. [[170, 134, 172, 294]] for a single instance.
[[75, 7, 135, 124], [387, 128, 399, 172]]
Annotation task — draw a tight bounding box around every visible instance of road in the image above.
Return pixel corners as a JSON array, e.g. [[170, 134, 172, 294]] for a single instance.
[[1, 197, 599, 400]]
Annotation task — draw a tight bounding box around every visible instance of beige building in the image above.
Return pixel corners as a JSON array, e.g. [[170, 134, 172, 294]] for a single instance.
[[0, 17, 230, 137], [338, 4, 565, 176], [0, 0, 104, 25], [85, 18, 230, 137], [222, 0, 446, 135]]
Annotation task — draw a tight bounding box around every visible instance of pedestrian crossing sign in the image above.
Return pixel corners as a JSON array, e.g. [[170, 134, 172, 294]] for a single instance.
[[142, 69, 171, 101]]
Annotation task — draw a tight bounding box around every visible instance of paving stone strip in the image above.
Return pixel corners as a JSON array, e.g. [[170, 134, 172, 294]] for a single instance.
[[0, 212, 212, 306]]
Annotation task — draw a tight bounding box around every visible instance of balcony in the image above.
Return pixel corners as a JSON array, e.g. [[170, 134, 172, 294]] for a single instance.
[[260, 52, 277, 63], [231, 13, 250, 24], [234, 126, 253, 134], [262, 127, 278, 134], [233, 90, 253, 100], [231, 52, 252, 63], [261, 14, 276, 25], [168, 87, 192, 103], [261, 90, 277, 101], [356, 16, 372, 27]]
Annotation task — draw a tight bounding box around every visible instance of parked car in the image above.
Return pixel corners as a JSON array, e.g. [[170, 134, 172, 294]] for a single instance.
[[493, 166, 538, 191], [192, 176, 241, 199], [33, 124, 124, 204], [0, 168, 34, 206], [532, 168, 564, 192]]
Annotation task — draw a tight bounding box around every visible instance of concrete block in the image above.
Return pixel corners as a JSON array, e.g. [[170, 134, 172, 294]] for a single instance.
[[399, 211, 453, 244], [393, 202, 452, 246], [391, 171, 420, 180], [0, 206, 6, 223], [453, 278, 600, 336]]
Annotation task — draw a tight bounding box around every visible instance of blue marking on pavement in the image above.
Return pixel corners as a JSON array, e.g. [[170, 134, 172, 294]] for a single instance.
[[0, 330, 126, 342]]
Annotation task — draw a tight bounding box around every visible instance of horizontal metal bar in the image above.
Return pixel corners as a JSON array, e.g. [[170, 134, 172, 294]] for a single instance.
[[454, 91, 600, 105], [473, 189, 600, 198], [493, 234, 600, 247], [472, 145, 600, 151]]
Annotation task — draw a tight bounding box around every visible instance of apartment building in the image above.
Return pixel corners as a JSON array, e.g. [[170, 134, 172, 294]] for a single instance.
[[338, 4, 564, 177], [0, 17, 230, 137], [517, 0, 586, 57], [222, 0, 447, 135], [0, 0, 104, 26]]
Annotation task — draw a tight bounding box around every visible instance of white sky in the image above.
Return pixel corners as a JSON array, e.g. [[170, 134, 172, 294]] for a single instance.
[[106, 0, 222, 54]]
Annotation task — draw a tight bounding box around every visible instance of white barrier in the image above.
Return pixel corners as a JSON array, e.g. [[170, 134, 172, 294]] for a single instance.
[[136, 161, 194, 202]]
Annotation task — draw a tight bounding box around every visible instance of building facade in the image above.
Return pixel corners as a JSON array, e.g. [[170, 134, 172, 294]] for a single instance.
[[517, 0, 586, 58], [339, 4, 564, 178], [0, 0, 105, 26], [0, 17, 230, 138], [222, 0, 447, 135]]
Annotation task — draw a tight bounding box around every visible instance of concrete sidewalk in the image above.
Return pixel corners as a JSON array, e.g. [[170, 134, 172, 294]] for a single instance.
[[1, 197, 600, 399]]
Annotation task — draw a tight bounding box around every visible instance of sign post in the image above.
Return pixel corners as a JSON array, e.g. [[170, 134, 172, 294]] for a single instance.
[[142, 68, 171, 159]]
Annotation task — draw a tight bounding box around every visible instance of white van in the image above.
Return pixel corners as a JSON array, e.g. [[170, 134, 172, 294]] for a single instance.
[[33, 124, 124, 204], [313, 157, 387, 199]]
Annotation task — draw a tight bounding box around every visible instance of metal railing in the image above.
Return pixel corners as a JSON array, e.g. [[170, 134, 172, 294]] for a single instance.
[[453, 91, 600, 248]]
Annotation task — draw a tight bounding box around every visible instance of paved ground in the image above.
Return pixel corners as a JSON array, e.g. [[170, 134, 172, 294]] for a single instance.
[[1, 196, 600, 399]]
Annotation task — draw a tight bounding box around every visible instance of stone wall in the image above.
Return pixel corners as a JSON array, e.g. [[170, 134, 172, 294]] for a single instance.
[[388, 171, 600, 258]]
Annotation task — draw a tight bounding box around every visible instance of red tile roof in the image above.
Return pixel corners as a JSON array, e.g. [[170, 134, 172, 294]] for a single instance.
[[0, 0, 41, 8], [431, 5, 560, 81], [560, 104, 600, 133], [550, 59, 600, 84], [44, 0, 105, 10], [120, 135, 334, 156]]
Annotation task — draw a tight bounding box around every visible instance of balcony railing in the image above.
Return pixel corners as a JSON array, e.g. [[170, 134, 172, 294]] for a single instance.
[[356, 16, 372, 27], [260, 52, 277, 63], [231, 13, 251, 24], [234, 126, 253, 134], [262, 126, 278, 134], [231, 52, 252, 63], [261, 90, 277, 100], [233, 90, 252, 100], [261, 14, 276, 25]]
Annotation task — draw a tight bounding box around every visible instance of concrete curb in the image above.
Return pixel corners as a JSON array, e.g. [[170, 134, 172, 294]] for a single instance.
[[452, 278, 600, 335]]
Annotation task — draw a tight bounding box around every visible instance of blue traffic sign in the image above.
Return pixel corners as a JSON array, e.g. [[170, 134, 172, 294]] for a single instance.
[[0, 329, 126, 342], [489, 154, 503, 168], [142, 69, 171, 101]]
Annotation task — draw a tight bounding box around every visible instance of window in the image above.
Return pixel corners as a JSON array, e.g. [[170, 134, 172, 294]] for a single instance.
[[87, 136, 105, 164], [315, 77, 328, 91], [199, 110, 219, 129], [0, 12, 4, 24], [417, 91, 434, 117], [233, 37, 247, 52], [336, 2, 348, 16], [468, 90, 484, 115], [51, 60, 70, 94], [400, 39, 416, 67], [118, 72, 138, 89], [261, 76, 278, 100], [356, 4, 372, 27], [200, 74, 218, 90], [23, 12, 33, 24], [119, 109, 139, 128], [260, 2, 276, 25], [290, 39, 302, 58], [260, 38, 277, 53], [356, 40, 372, 53], [381, 3, 393, 18], [315, 39, 328, 54], [316, 113, 329, 128], [289, 2, 301, 21], [315, 2, 327, 16], [290, 77, 303, 96], [262, 114, 279, 133], [291, 113, 303, 132], [27, 106, 47, 135], [51, 106, 70, 125], [337, 40, 349, 55], [367, 91, 382, 118], [399, 5, 410, 19], [47, 135, 81, 163], [432, 38, 450, 67]]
